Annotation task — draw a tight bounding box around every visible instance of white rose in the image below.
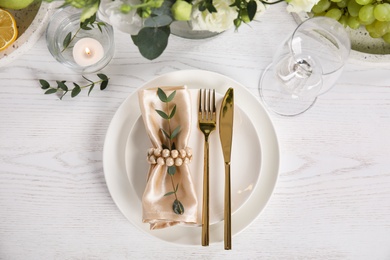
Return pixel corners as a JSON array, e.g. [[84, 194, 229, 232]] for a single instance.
[[286, 0, 320, 12], [191, 0, 237, 33], [98, 0, 143, 35]]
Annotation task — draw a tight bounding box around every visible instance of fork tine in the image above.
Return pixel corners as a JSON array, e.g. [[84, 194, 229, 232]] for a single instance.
[[199, 89, 202, 115], [213, 89, 216, 114]]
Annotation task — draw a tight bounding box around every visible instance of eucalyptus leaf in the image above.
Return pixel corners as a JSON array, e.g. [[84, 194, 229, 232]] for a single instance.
[[100, 80, 108, 90], [157, 87, 168, 102], [44, 88, 57, 95], [166, 90, 176, 102], [71, 83, 81, 98], [60, 90, 68, 100], [169, 104, 176, 119], [131, 26, 170, 60], [170, 125, 181, 140], [62, 32, 72, 50], [164, 191, 175, 196], [247, 0, 257, 21], [144, 14, 173, 28], [39, 79, 50, 89], [156, 109, 169, 119], [97, 73, 108, 81], [152, 0, 174, 16], [167, 166, 176, 176], [88, 84, 95, 96], [172, 199, 184, 215], [161, 128, 170, 140], [57, 81, 68, 91]]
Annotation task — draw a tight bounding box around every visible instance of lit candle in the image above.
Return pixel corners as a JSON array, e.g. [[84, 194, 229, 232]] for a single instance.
[[72, 38, 104, 67]]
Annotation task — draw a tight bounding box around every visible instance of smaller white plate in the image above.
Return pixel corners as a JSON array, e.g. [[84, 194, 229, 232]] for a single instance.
[[125, 90, 261, 226]]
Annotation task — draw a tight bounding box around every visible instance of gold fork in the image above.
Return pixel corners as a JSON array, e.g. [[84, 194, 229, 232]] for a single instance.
[[198, 89, 216, 246]]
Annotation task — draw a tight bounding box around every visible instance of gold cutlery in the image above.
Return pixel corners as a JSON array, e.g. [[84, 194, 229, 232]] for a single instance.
[[198, 89, 216, 247], [219, 88, 234, 250]]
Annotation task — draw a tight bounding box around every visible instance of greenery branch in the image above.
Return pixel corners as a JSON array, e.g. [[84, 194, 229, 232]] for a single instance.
[[156, 88, 184, 215], [39, 73, 109, 99], [62, 13, 106, 52]]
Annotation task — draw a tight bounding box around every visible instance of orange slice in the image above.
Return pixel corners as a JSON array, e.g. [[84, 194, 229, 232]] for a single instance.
[[0, 8, 18, 51]]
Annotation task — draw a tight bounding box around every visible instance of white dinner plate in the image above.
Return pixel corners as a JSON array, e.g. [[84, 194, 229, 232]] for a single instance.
[[103, 70, 280, 245]]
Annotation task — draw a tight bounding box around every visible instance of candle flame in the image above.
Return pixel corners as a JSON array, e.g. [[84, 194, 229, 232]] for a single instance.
[[85, 47, 91, 56]]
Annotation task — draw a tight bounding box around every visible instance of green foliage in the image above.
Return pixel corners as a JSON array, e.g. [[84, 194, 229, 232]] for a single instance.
[[155, 88, 184, 215], [39, 74, 109, 99], [62, 13, 106, 52], [131, 26, 170, 60]]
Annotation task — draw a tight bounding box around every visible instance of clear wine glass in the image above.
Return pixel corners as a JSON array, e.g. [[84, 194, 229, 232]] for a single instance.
[[259, 16, 351, 116]]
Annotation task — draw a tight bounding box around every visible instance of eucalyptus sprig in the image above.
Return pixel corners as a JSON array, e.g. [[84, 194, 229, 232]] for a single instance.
[[39, 73, 109, 99], [62, 14, 106, 52], [156, 87, 184, 215]]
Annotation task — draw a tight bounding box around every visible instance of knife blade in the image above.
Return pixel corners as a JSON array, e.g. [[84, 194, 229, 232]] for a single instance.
[[219, 87, 234, 250]]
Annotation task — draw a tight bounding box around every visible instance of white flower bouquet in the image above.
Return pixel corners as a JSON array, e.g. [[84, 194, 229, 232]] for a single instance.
[[46, 0, 321, 59]]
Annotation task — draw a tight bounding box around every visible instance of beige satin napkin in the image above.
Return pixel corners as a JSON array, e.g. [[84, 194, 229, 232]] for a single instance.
[[138, 86, 198, 230]]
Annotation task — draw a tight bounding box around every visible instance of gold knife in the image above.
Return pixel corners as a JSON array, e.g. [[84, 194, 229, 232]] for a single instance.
[[219, 88, 234, 250]]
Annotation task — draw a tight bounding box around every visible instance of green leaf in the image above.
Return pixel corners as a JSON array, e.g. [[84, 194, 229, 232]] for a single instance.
[[169, 104, 176, 119], [62, 32, 72, 50], [39, 79, 50, 89], [60, 90, 68, 100], [156, 109, 169, 119], [157, 88, 167, 102], [168, 166, 176, 176], [247, 0, 257, 21], [170, 125, 181, 140], [166, 90, 176, 102], [97, 73, 108, 81], [82, 75, 94, 84], [172, 199, 184, 215], [57, 81, 68, 91], [161, 128, 170, 140], [44, 88, 57, 95], [144, 14, 173, 28], [164, 191, 175, 196], [88, 84, 94, 96], [100, 80, 108, 90], [80, 2, 99, 22], [71, 83, 81, 98], [131, 26, 170, 60]]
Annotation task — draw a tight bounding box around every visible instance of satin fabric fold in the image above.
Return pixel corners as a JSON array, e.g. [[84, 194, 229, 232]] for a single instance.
[[138, 86, 198, 230]]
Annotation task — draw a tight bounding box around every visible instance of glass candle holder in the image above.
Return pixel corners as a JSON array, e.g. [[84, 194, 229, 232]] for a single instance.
[[46, 6, 114, 74]]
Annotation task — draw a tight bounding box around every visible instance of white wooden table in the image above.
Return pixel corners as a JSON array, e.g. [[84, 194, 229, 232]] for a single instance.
[[1, 4, 390, 259]]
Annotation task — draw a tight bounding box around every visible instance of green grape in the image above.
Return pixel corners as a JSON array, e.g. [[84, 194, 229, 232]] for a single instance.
[[383, 32, 390, 43], [359, 4, 375, 23], [337, 0, 348, 8], [339, 15, 349, 27], [325, 8, 343, 20], [369, 31, 382, 38], [312, 0, 331, 13], [347, 15, 361, 29], [365, 22, 376, 33], [374, 20, 390, 36], [355, 0, 372, 5], [313, 11, 327, 16], [348, 0, 362, 17], [374, 4, 390, 22]]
